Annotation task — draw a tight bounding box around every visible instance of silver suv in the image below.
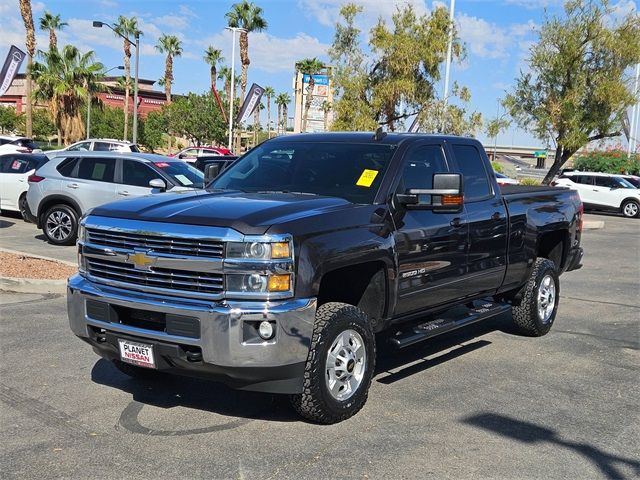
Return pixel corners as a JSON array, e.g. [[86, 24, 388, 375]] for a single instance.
[[26, 152, 205, 245], [46, 138, 140, 157]]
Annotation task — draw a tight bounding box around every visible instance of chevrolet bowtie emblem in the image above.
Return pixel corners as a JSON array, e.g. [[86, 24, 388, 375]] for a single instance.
[[127, 252, 156, 270]]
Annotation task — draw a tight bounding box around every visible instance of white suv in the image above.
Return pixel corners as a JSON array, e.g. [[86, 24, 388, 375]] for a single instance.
[[46, 138, 140, 157], [554, 171, 640, 218]]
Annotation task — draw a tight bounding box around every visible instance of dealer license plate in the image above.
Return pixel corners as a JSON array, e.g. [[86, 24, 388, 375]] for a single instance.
[[118, 339, 156, 369]]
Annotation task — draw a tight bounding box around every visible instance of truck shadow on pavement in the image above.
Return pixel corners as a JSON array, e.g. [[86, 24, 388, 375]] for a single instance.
[[462, 413, 640, 479]]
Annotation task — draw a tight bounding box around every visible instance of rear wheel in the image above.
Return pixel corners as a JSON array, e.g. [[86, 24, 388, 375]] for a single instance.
[[621, 199, 640, 218], [511, 258, 559, 336], [290, 302, 375, 424], [18, 194, 29, 221], [42, 204, 78, 245]]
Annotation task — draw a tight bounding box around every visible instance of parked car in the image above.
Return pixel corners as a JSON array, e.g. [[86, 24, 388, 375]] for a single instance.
[[553, 171, 640, 218], [46, 139, 140, 157], [68, 132, 583, 423], [170, 146, 233, 161], [619, 174, 640, 189], [193, 155, 238, 180], [0, 153, 49, 219], [495, 172, 519, 186], [0, 135, 41, 154], [26, 152, 205, 245]]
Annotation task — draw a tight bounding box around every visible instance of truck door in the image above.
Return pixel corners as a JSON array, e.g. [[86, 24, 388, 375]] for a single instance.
[[449, 142, 508, 297], [392, 141, 469, 316]]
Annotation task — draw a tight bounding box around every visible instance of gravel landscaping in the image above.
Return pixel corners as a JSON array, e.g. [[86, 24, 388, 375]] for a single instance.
[[0, 252, 77, 280]]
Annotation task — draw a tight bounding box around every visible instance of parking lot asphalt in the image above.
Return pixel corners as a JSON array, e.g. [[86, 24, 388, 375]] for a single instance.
[[1, 213, 639, 479]]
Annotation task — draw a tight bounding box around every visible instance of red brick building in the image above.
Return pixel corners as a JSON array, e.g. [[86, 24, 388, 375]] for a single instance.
[[0, 74, 167, 116]]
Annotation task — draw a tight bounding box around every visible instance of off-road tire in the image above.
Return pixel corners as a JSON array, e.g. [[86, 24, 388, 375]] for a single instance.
[[112, 360, 165, 380], [290, 302, 376, 424], [42, 204, 78, 245], [621, 199, 640, 218], [511, 258, 559, 336]]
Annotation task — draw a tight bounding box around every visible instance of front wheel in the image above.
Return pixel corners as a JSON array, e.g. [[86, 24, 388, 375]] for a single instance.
[[621, 199, 640, 218], [291, 302, 375, 424], [511, 258, 559, 336], [43, 204, 78, 245]]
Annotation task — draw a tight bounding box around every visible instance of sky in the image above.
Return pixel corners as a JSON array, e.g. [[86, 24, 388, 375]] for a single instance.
[[1, 0, 638, 147]]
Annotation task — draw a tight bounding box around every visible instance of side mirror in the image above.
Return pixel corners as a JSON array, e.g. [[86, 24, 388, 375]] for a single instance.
[[204, 163, 221, 182], [178, 153, 186, 159], [149, 178, 166, 192], [395, 173, 463, 213]]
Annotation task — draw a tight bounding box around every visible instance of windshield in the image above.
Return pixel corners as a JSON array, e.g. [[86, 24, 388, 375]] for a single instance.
[[153, 161, 204, 188], [210, 142, 398, 203]]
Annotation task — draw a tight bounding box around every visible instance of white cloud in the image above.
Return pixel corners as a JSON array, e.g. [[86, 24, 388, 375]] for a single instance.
[[178, 4, 197, 18], [297, 0, 430, 28], [457, 15, 536, 61], [155, 15, 189, 31], [503, 0, 561, 9]]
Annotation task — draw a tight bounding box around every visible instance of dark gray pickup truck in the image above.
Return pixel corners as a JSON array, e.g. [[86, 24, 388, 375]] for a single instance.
[[67, 132, 583, 423]]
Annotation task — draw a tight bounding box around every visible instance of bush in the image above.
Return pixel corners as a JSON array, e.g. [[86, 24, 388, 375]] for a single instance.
[[491, 161, 504, 173], [520, 177, 541, 186], [572, 149, 639, 175]]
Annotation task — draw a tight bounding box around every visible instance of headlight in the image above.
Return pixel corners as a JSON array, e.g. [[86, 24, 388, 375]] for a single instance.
[[226, 273, 291, 293], [77, 222, 87, 244], [226, 240, 291, 260]]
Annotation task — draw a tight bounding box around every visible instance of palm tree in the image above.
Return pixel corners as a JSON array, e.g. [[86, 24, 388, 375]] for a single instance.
[[114, 16, 141, 141], [263, 86, 274, 138], [39, 11, 67, 51], [155, 34, 183, 103], [218, 66, 231, 100], [295, 58, 324, 132], [225, 1, 267, 104], [204, 46, 224, 94], [31, 45, 105, 144], [321, 100, 332, 131], [19, 0, 36, 137], [275, 93, 291, 135]]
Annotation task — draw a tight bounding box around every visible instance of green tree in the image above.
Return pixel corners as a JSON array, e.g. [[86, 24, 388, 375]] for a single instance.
[[113, 16, 141, 141], [164, 92, 226, 146], [30, 108, 56, 138], [155, 34, 183, 103], [39, 11, 67, 51], [295, 58, 325, 132], [415, 83, 482, 136], [84, 104, 124, 141], [19, 0, 36, 137], [275, 92, 291, 134], [139, 110, 168, 152], [31, 45, 105, 144], [225, 1, 267, 103], [321, 100, 332, 131], [0, 107, 18, 133], [263, 86, 274, 137], [504, 0, 640, 184], [204, 46, 224, 93]]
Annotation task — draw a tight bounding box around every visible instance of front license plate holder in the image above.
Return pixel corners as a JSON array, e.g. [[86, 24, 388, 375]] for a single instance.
[[118, 339, 156, 369]]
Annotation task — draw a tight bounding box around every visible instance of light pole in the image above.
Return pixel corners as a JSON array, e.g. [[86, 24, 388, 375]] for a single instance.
[[441, 0, 456, 132], [225, 26, 246, 152], [93, 21, 141, 144], [628, 63, 640, 156], [87, 65, 124, 140]]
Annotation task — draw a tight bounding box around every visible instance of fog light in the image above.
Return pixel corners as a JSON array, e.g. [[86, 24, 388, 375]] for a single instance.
[[258, 321, 274, 340]]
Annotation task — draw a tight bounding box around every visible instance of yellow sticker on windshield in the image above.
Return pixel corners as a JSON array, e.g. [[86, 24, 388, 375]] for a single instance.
[[356, 169, 379, 187]]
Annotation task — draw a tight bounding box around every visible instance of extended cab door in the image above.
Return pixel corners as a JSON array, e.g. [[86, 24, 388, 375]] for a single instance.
[[448, 142, 508, 297], [392, 141, 469, 316]]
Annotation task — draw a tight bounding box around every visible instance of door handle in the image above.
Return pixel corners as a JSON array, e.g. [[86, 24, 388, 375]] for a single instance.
[[450, 217, 465, 228], [66, 183, 78, 189], [118, 190, 130, 196]]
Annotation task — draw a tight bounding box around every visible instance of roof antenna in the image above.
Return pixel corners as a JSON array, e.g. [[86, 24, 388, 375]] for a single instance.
[[373, 126, 387, 141]]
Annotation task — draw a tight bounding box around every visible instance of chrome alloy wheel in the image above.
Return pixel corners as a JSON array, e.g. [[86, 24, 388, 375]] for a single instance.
[[45, 210, 73, 241], [537, 274, 556, 324], [325, 329, 367, 401], [623, 202, 639, 217]]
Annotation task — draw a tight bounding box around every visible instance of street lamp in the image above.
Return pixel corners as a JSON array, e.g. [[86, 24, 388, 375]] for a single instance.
[[441, 0, 456, 132], [225, 26, 246, 152], [87, 65, 124, 140], [93, 20, 140, 144]]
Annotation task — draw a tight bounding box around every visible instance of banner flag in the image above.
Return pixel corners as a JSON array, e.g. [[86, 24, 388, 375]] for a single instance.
[[408, 114, 421, 133], [0, 45, 26, 97], [236, 83, 264, 124]]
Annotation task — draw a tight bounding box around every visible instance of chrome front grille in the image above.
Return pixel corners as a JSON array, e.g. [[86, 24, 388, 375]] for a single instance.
[[85, 257, 224, 297], [86, 227, 224, 258]]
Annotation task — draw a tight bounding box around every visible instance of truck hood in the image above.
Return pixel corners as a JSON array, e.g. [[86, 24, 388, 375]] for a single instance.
[[90, 189, 354, 235]]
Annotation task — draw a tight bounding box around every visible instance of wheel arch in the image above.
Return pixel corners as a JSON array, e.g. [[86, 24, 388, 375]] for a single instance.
[[536, 229, 570, 271], [36, 195, 82, 228]]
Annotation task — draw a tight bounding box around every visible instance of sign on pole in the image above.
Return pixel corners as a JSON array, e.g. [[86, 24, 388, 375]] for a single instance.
[[0, 45, 26, 97], [236, 83, 264, 124]]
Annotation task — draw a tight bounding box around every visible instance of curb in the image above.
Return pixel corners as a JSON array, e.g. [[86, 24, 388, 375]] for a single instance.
[[0, 277, 67, 295], [0, 247, 77, 267], [583, 220, 605, 230]]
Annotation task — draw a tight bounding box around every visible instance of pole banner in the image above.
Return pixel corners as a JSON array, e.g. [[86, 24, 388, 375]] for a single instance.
[[408, 113, 421, 133], [236, 83, 264, 124], [0, 45, 26, 97]]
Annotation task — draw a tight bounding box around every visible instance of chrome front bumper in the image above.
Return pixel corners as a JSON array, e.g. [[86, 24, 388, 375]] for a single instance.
[[67, 274, 316, 393]]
